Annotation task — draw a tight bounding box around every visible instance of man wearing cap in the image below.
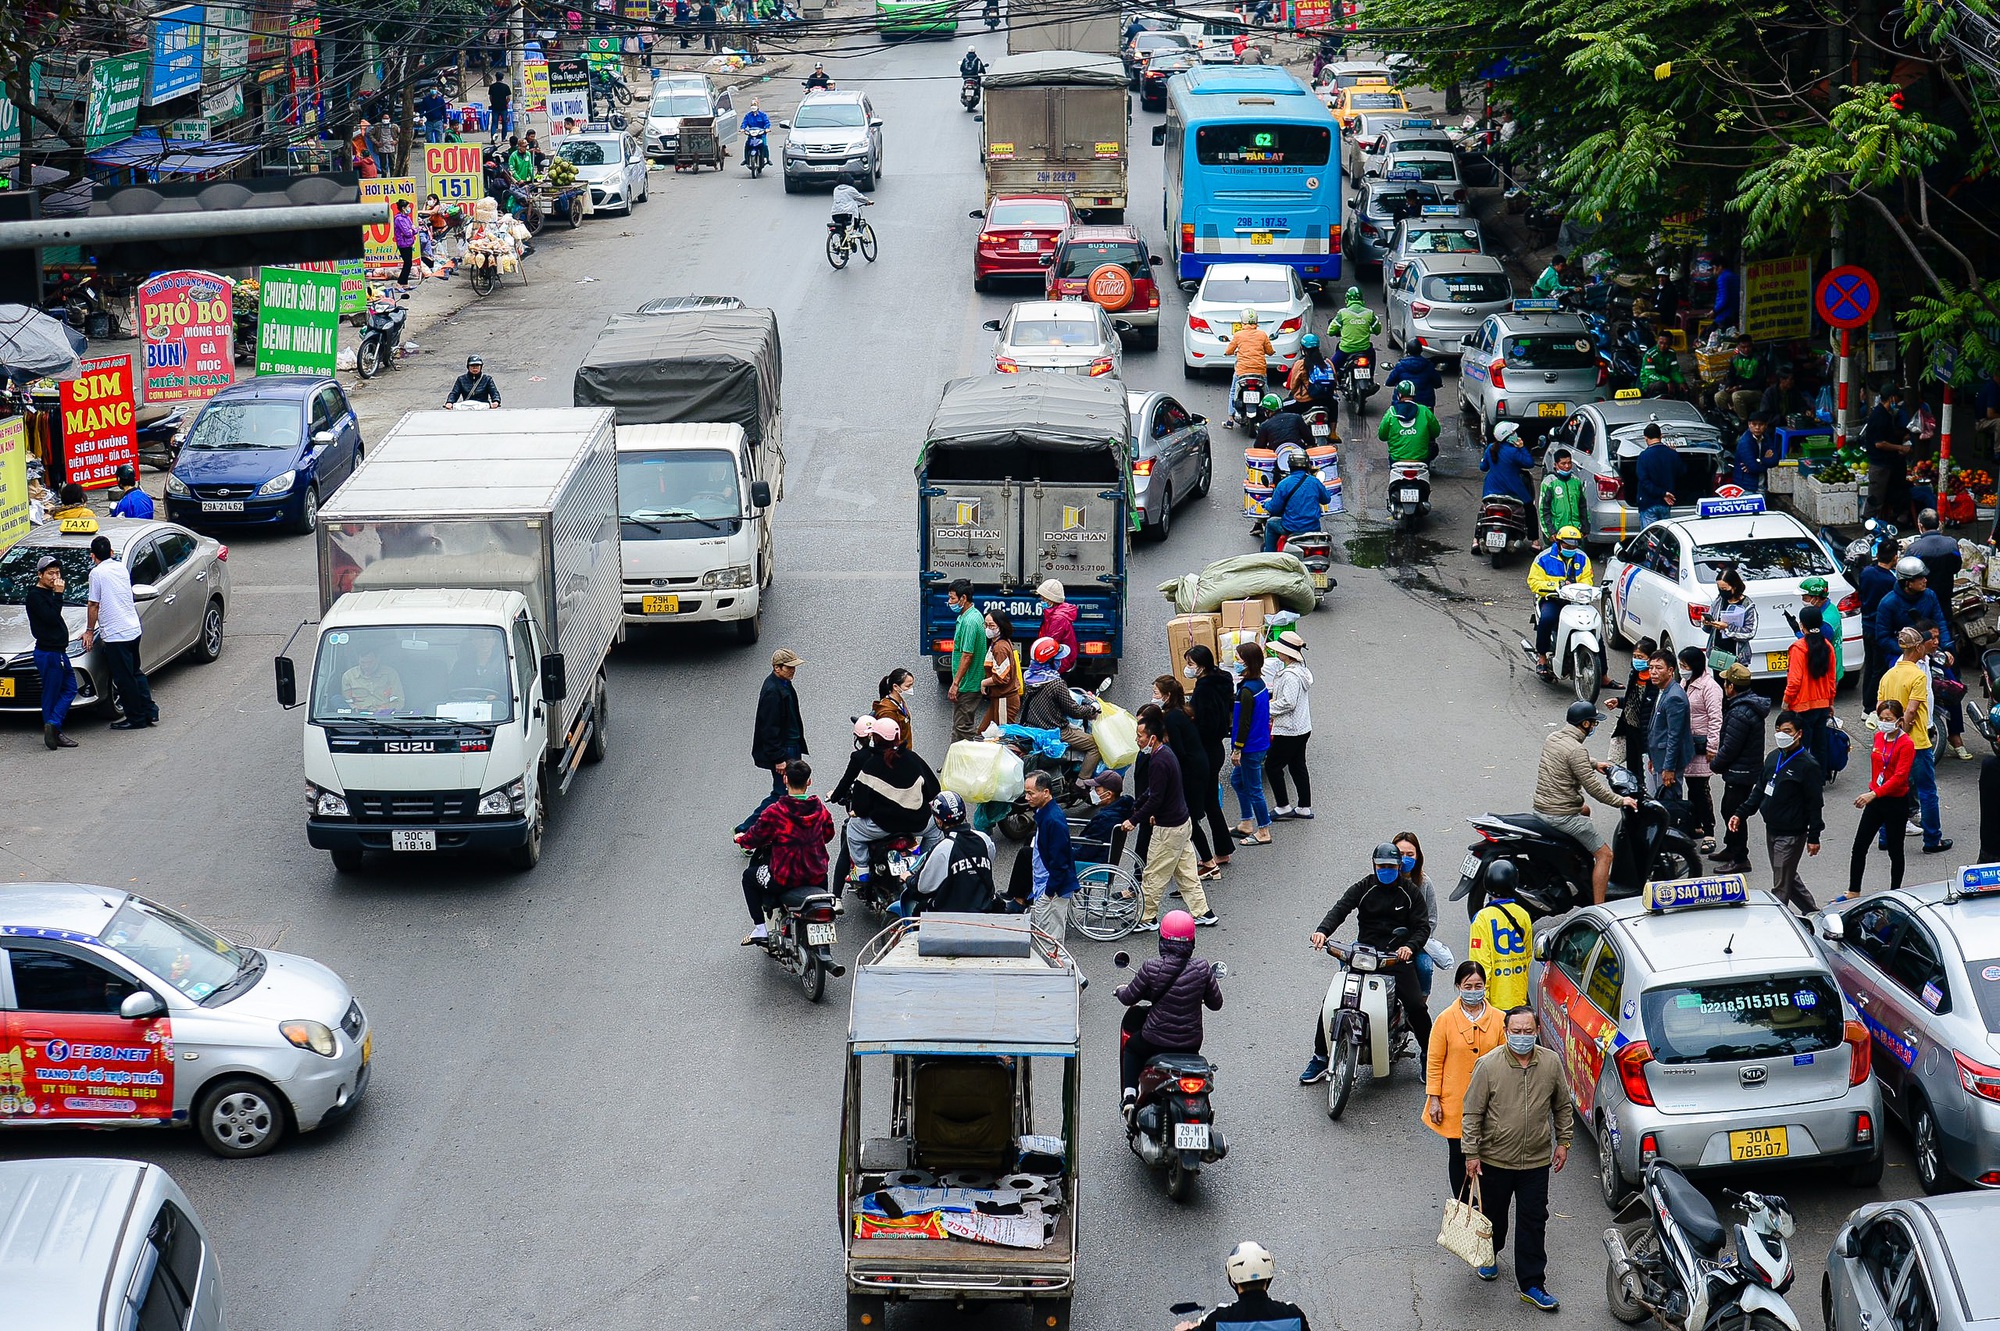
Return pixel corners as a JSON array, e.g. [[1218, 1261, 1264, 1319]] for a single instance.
[[1035, 579, 1080, 677], [84, 534, 154, 729], [740, 648, 808, 834], [1797, 577, 1843, 683], [108, 464, 153, 519], [26, 555, 78, 749], [1077, 769, 1134, 853], [1862, 383, 1912, 525], [445, 355, 502, 407], [947, 579, 988, 744], [1733, 414, 1778, 492]]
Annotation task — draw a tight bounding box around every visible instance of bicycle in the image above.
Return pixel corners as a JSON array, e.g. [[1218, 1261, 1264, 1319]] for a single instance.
[[825, 215, 878, 269]]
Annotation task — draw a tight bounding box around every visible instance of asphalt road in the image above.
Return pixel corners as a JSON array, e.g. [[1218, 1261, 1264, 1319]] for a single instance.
[[3, 29, 1957, 1331]]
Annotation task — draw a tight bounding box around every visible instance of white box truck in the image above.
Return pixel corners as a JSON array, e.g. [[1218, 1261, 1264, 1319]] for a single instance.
[[277, 408, 622, 872]]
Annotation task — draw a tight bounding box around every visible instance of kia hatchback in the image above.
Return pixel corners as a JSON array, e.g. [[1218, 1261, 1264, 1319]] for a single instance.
[[1386, 254, 1511, 360]]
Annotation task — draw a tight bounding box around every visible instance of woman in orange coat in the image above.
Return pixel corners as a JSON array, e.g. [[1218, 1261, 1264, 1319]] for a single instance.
[[1783, 603, 1839, 781], [1423, 959, 1508, 1197]]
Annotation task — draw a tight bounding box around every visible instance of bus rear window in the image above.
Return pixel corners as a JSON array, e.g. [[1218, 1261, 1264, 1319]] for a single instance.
[[1196, 124, 1331, 166]]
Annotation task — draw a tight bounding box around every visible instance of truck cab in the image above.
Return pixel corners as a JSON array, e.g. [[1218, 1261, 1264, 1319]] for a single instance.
[[617, 423, 774, 642]]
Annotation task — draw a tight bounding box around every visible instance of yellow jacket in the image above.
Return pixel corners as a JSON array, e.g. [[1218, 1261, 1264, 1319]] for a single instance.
[[1468, 898, 1534, 1010], [1525, 544, 1593, 599], [1422, 1000, 1507, 1139]]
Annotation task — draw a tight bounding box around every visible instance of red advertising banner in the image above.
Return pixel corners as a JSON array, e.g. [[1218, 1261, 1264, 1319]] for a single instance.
[[60, 355, 139, 490], [1289, 0, 1334, 27], [139, 269, 236, 405], [1, 1015, 175, 1122]]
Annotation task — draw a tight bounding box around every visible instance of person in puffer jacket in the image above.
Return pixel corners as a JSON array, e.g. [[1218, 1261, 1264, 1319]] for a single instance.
[[1708, 662, 1771, 873], [1115, 910, 1222, 1112], [831, 717, 941, 886]]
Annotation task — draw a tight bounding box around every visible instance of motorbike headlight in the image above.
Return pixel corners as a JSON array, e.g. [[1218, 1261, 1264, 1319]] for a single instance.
[[1351, 952, 1379, 972], [165, 473, 190, 497], [307, 781, 350, 818], [702, 565, 753, 589], [478, 779, 526, 816], [257, 469, 297, 498], [279, 1019, 337, 1057]]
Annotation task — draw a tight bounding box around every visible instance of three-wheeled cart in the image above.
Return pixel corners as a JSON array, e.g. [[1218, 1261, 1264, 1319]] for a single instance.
[[841, 913, 1081, 1330], [674, 114, 724, 171]]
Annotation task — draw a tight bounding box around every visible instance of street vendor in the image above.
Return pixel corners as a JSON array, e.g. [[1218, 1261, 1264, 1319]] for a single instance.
[[506, 135, 537, 184]]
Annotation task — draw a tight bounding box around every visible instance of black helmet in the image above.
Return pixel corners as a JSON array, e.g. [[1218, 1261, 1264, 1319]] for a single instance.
[[1565, 700, 1603, 728], [466, 354, 484, 368], [1370, 842, 1401, 868], [1484, 859, 1520, 893]]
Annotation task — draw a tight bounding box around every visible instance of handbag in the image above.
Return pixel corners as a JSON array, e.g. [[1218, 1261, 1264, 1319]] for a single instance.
[[1438, 1177, 1494, 1269]]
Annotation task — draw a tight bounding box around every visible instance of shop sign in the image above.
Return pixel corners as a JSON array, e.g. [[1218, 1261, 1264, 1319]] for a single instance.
[[254, 267, 342, 376], [138, 270, 235, 404], [60, 356, 139, 490], [85, 52, 148, 149], [145, 5, 207, 106]]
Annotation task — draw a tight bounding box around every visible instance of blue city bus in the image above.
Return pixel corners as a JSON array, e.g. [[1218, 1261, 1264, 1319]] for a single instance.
[[1159, 65, 1342, 285]]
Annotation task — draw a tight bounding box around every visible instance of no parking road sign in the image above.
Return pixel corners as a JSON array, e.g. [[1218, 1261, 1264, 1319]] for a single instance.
[[1816, 265, 1880, 329]]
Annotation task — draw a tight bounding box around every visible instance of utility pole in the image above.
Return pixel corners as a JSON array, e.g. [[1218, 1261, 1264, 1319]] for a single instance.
[[509, 1, 525, 134]]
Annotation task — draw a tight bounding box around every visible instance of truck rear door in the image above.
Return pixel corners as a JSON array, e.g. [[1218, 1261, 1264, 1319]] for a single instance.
[[922, 483, 1021, 665], [1026, 481, 1124, 660]]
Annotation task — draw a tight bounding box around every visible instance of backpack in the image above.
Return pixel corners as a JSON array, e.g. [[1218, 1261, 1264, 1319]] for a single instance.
[[1823, 720, 1851, 776], [1308, 359, 1336, 390]]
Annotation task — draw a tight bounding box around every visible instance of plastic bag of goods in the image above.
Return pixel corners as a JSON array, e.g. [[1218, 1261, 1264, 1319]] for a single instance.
[[1090, 701, 1140, 772], [942, 740, 1025, 805]]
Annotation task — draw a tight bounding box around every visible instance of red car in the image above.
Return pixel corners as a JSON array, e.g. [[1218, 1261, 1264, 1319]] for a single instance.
[[1044, 224, 1163, 348], [971, 194, 1075, 291]]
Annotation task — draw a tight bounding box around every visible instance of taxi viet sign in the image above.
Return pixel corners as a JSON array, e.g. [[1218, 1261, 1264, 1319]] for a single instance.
[[1383, 166, 1422, 182], [1644, 873, 1748, 913], [1696, 494, 1767, 518], [1953, 862, 2000, 898], [1419, 203, 1459, 215], [59, 356, 138, 490]]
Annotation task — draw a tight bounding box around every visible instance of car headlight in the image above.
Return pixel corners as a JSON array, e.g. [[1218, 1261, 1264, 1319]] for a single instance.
[[478, 779, 526, 816], [702, 565, 753, 589], [66, 637, 87, 658], [279, 1019, 337, 1057], [257, 469, 297, 497], [306, 781, 349, 817], [165, 473, 190, 497]]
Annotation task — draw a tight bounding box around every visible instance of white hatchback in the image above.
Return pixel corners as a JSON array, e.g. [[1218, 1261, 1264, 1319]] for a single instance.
[[1181, 262, 1313, 379]]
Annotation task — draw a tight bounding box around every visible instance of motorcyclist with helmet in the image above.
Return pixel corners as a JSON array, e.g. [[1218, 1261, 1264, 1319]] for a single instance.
[[829, 715, 941, 893], [1299, 843, 1433, 1084], [1260, 448, 1330, 554], [1874, 555, 1954, 667], [1379, 380, 1441, 462], [1533, 700, 1639, 906], [907, 791, 997, 914], [1175, 1242, 1312, 1331], [1385, 347, 1443, 409], [959, 47, 985, 79], [1253, 394, 1312, 450], [1019, 636, 1102, 772], [1286, 331, 1336, 409], [1222, 308, 1275, 427], [1115, 908, 1222, 1117], [1325, 286, 1380, 376], [1480, 420, 1536, 509], [740, 98, 771, 170], [444, 354, 501, 406], [1527, 526, 1592, 680], [804, 62, 833, 90]]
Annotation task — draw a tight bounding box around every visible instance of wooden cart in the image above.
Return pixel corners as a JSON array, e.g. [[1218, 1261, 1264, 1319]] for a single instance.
[[674, 114, 723, 172]]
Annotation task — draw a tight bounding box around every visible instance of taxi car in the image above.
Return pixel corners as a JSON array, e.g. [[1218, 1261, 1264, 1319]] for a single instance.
[[1548, 397, 1725, 543], [1814, 863, 2000, 1192], [0, 881, 371, 1157], [970, 194, 1075, 290], [1349, 117, 1451, 181], [1532, 874, 1883, 1208], [1384, 209, 1486, 283], [1603, 495, 1865, 681], [1381, 152, 1465, 202], [1332, 81, 1406, 131], [1456, 299, 1611, 440], [1824, 1194, 2000, 1331], [1318, 59, 1395, 92], [1345, 178, 1454, 270]]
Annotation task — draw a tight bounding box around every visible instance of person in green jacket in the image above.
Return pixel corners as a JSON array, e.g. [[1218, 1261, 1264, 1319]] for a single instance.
[[1639, 330, 1687, 398], [1532, 254, 1573, 298], [1798, 576, 1843, 682], [506, 136, 537, 184], [1378, 381, 1441, 461], [1538, 448, 1586, 544], [1327, 286, 1381, 373]]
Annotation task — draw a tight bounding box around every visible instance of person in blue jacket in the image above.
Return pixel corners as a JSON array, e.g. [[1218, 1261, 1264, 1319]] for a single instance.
[[1262, 451, 1331, 553], [1633, 422, 1679, 525], [1734, 414, 1777, 492], [1386, 349, 1443, 409], [1855, 541, 1900, 707], [1480, 421, 1536, 507], [1874, 557, 1954, 664]]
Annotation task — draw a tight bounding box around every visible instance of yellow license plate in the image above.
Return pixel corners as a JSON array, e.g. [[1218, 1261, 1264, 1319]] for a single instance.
[[1537, 402, 1568, 418], [1765, 652, 1790, 673], [1728, 1126, 1788, 1162], [0, 677, 12, 698], [1250, 231, 1274, 245], [641, 594, 680, 615], [361, 1032, 372, 1065]]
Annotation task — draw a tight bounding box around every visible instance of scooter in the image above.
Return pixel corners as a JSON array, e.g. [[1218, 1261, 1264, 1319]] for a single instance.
[[1275, 529, 1335, 605], [1387, 459, 1431, 531], [961, 77, 980, 110], [1604, 1162, 1801, 1331], [1318, 934, 1413, 1120], [743, 129, 769, 177], [1114, 952, 1228, 1202], [355, 294, 408, 380], [1227, 373, 1268, 430], [1338, 348, 1379, 419], [1473, 492, 1532, 567], [983, 0, 1000, 27], [1452, 765, 1702, 922], [832, 820, 927, 919], [744, 851, 846, 1004], [1523, 581, 1606, 703], [1301, 402, 1333, 445]]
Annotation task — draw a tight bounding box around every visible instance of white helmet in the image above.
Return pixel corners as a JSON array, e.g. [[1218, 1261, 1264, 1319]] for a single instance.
[[1225, 1241, 1275, 1286], [1241, 307, 1260, 326], [1492, 421, 1522, 444]]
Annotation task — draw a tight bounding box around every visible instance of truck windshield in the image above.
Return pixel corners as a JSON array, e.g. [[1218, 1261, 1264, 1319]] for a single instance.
[[310, 625, 515, 724], [619, 449, 742, 537]]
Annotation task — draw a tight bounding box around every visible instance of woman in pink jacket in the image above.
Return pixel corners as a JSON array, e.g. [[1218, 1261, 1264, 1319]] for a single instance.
[[1035, 579, 1081, 674], [1677, 645, 1724, 851]]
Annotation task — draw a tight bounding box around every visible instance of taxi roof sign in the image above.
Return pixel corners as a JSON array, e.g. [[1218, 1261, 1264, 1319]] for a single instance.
[[1644, 873, 1748, 913], [1511, 298, 1561, 313], [1696, 495, 1767, 518], [57, 515, 99, 535], [1383, 167, 1423, 182], [1419, 203, 1461, 215], [1952, 862, 2000, 899], [1614, 387, 1643, 400], [1401, 117, 1435, 128]]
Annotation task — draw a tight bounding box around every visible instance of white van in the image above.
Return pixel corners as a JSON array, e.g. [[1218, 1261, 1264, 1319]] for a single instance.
[[616, 422, 776, 643], [0, 1158, 225, 1331]]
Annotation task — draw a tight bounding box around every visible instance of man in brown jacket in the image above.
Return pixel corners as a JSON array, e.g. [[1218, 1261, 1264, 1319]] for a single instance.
[[1533, 701, 1639, 905], [1460, 1005, 1573, 1312]]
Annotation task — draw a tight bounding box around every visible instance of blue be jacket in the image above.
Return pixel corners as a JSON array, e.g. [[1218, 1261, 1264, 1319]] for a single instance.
[[1269, 470, 1330, 531], [1649, 680, 1694, 777], [1387, 354, 1442, 408], [1874, 585, 1954, 658], [1635, 443, 1679, 509], [1481, 441, 1536, 504], [1733, 430, 1769, 489]]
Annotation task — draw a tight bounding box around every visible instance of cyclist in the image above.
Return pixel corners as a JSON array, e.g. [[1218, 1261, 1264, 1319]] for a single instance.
[[830, 181, 873, 247]]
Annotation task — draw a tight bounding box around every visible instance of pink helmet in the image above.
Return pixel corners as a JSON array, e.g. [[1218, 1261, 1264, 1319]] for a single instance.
[[867, 716, 902, 743], [1159, 910, 1197, 941], [852, 717, 875, 739]]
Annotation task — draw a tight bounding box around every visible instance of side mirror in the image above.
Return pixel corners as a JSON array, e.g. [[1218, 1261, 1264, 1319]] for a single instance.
[[121, 991, 164, 1020], [275, 656, 298, 709], [1837, 1227, 1860, 1259], [968, 208, 986, 219], [1148, 254, 1163, 267], [869, 118, 884, 128], [1533, 933, 1551, 960], [750, 479, 772, 508], [540, 652, 568, 704], [1112, 951, 1132, 969], [1038, 253, 1054, 267], [1151, 125, 1166, 146], [777, 119, 790, 128], [311, 429, 336, 447], [981, 319, 1002, 332], [131, 582, 158, 602], [1817, 911, 1845, 942], [1190, 413, 1207, 426]]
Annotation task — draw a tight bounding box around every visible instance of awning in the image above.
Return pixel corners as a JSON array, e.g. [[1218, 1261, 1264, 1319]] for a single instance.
[[848, 966, 1081, 1055], [87, 130, 260, 176]]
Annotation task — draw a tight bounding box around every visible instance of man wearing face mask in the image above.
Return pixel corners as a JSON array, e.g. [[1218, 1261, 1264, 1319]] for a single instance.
[[1459, 1006, 1572, 1310], [1535, 449, 1585, 550], [1532, 700, 1639, 906], [1729, 709, 1825, 912], [1526, 525, 1592, 681], [1300, 843, 1433, 1083]]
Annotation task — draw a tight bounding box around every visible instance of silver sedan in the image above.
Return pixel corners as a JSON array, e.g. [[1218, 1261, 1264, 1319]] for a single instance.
[[1127, 389, 1213, 541], [0, 516, 230, 715], [983, 300, 1128, 379], [1823, 1194, 2000, 1331]]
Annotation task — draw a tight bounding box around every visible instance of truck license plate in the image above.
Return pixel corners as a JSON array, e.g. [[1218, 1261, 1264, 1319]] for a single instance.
[[642, 594, 679, 615], [1400, 486, 1422, 502], [1174, 1122, 1211, 1150], [1485, 531, 1506, 550], [1728, 1126, 1789, 1161], [202, 500, 245, 513], [1537, 402, 1568, 418], [390, 830, 436, 852], [806, 922, 837, 946], [1250, 231, 1273, 245]]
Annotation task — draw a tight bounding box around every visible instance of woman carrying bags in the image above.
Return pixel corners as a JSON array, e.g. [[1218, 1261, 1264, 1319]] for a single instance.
[[1425, 959, 1508, 1197], [1847, 698, 1915, 898], [1228, 640, 1275, 846], [1782, 604, 1838, 779], [979, 608, 1023, 731]]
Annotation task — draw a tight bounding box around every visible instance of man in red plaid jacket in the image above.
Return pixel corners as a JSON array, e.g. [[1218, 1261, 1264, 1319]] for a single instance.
[[736, 761, 835, 943]]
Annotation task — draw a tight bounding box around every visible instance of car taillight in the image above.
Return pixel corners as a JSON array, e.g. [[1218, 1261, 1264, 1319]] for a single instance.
[[1410, 301, 1431, 317], [1614, 1039, 1655, 1107], [1854, 1110, 1874, 1144], [1639, 1131, 1659, 1162], [1839, 592, 1860, 613], [1088, 358, 1114, 376], [1955, 1050, 2000, 1102], [1846, 1019, 1872, 1086], [215, 544, 228, 561], [1132, 458, 1154, 476], [1687, 603, 1708, 627], [1597, 360, 1610, 386], [997, 357, 1019, 373], [1181, 223, 1194, 254], [1360, 223, 1379, 238], [1082, 640, 1110, 655], [1596, 474, 1622, 500], [1148, 290, 1160, 309], [1188, 315, 1212, 332], [1177, 1076, 1208, 1093], [1279, 316, 1303, 333], [1488, 360, 1505, 389], [979, 232, 999, 245]]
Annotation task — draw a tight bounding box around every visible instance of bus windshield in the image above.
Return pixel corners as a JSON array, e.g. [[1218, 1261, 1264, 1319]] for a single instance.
[[1195, 123, 1329, 166]]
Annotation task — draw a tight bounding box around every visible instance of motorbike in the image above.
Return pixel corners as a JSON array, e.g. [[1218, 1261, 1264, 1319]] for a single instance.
[[1473, 492, 1532, 567], [1524, 581, 1607, 703], [1337, 348, 1379, 419], [134, 407, 186, 473], [590, 66, 632, 107], [1387, 458, 1431, 530], [1317, 934, 1414, 1120], [1300, 401, 1333, 444], [1837, 516, 1898, 584], [1605, 1162, 1801, 1331], [983, 0, 1000, 27], [743, 129, 769, 177], [1274, 529, 1335, 606], [1453, 765, 1702, 922], [1114, 952, 1228, 1202], [355, 294, 408, 380], [1228, 373, 1268, 430], [961, 76, 981, 110], [746, 852, 846, 1004], [832, 820, 927, 919]]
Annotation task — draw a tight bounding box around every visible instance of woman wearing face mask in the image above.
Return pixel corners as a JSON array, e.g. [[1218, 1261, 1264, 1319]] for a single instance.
[[1678, 646, 1723, 850], [1424, 959, 1507, 1196], [979, 609, 1022, 731], [1703, 567, 1758, 667], [1148, 677, 1220, 878], [1603, 635, 1658, 777], [1845, 698, 1913, 899], [1183, 646, 1235, 875], [1394, 831, 1440, 996], [873, 669, 915, 750], [1265, 631, 1314, 820], [1229, 641, 1275, 845]]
